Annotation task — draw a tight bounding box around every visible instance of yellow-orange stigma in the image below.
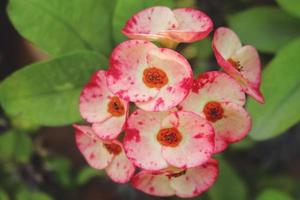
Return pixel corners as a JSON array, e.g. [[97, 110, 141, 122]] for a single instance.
[[143, 67, 168, 88], [156, 127, 182, 147], [107, 96, 125, 117], [203, 101, 224, 122], [104, 143, 122, 155], [228, 58, 243, 71]]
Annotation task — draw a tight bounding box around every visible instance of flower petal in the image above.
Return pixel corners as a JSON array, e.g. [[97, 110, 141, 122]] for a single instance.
[[180, 71, 245, 115], [169, 159, 218, 198], [123, 109, 169, 170], [122, 6, 178, 41], [212, 102, 252, 153], [105, 142, 136, 183], [131, 170, 175, 197], [161, 111, 215, 168], [135, 48, 193, 111], [74, 125, 113, 169], [79, 71, 112, 123], [161, 8, 213, 42], [107, 40, 159, 102]]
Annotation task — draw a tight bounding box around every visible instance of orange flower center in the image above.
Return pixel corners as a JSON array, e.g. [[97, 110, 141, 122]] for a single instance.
[[107, 96, 125, 117], [228, 58, 243, 72], [104, 143, 122, 155], [156, 127, 182, 147], [203, 101, 224, 122], [143, 67, 168, 88]]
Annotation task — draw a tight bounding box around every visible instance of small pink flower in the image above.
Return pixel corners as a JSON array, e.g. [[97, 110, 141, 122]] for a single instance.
[[74, 125, 135, 183], [180, 71, 251, 153], [131, 159, 218, 198], [122, 7, 213, 47], [79, 70, 128, 140], [212, 27, 264, 103], [123, 109, 215, 170], [106, 40, 193, 111]]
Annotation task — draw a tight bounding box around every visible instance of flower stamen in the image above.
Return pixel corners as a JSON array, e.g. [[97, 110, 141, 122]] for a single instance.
[[107, 96, 125, 117], [156, 127, 182, 147], [143, 67, 168, 88], [104, 143, 122, 155], [203, 101, 224, 122]]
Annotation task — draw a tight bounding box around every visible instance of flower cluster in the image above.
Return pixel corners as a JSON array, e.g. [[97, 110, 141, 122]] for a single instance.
[[74, 6, 264, 198]]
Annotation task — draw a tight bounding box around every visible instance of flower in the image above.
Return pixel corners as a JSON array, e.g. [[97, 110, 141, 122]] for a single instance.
[[106, 40, 193, 111], [79, 70, 128, 140], [123, 109, 215, 170], [74, 125, 135, 183], [212, 27, 264, 103], [122, 6, 213, 47], [180, 71, 251, 153], [131, 159, 218, 198]]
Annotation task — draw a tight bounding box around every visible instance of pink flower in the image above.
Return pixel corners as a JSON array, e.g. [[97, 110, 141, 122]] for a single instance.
[[122, 7, 213, 47], [79, 70, 128, 140], [131, 159, 218, 198], [212, 27, 264, 103], [74, 125, 135, 183], [123, 109, 215, 170], [180, 71, 251, 153], [106, 40, 193, 111]]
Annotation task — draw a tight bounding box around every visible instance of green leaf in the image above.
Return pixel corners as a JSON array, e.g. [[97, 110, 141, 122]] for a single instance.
[[228, 7, 300, 53], [0, 188, 9, 200], [113, 0, 174, 44], [8, 0, 116, 56], [256, 189, 294, 200], [16, 190, 53, 200], [247, 38, 300, 141], [76, 167, 104, 185], [208, 160, 248, 200], [0, 51, 107, 126], [276, 0, 300, 19]]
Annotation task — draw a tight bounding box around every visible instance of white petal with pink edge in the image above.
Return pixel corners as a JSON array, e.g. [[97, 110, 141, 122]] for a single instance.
[[160, 8, 213, 42], [212, 102, 252, 153], [79, 71, 112, 123], [105, 142, 135, 183], [106, 40, 159, 102], [135, 48, 193, 111], [74, 125, 113, 169], [123, 109, 169, 170], [161, 111, 215, 168], [131, 170, 175, 197], [169, 159, 218, 198], [180, 71, 245, 115]]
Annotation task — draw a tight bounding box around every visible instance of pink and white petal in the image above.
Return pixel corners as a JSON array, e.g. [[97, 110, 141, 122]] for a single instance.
[[79, 70, 112, 123], [213, 27, 242, 61], [161, 112, 215, 168], [213, 134, 229, 153], [123, 109, 169, 170], [74, 125, 113, 169], [160, 8, 213, 42], [169, 159, 218, 198], [107, 40, 159, 102], [135, 48, 193, 111], [105, 142, 135, 183], [212, 102, 252, 153], [122, 6, 178, 41], [180, 71, 245, 115], [230, 45, 264, 103], [132, 170, 175, 197]]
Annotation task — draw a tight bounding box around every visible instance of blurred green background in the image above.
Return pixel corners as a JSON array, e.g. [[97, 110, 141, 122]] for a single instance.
[[0, 0, 299, 199]]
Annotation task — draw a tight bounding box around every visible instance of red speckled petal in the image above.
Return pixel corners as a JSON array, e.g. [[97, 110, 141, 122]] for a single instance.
[[105, 142, 135, 183], [122, 6, 178, 42], [92, 101, 128, 140], [123, 109, 169, 170], [161, 111, 215, 168], [169, 159, 218, 198], [160, 8, 213, 42], [74, 125, 113, 169], [107, 40, 159, 102], [131, 170, 175, 197], [212, 102, 252, 153], [136, 48, 193, 111], [79, 70, 112, 123], [180, 71, 245, 115]]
